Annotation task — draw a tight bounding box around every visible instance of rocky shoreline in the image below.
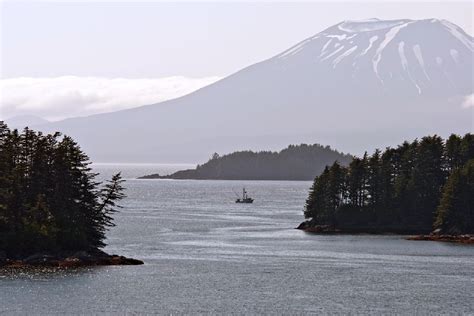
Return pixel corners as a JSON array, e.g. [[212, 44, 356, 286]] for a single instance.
[[407, 234, 474, 244], [296, 221, 473, 244], [0, 250, 144, 268], [296, 221, 340, 233]]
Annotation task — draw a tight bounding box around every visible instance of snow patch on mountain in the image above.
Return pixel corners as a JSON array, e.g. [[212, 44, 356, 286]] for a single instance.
[[319, 39, 333, 57], [373, 21, 414, 83], [398, 41, 408, 69], [359, 36, 378, 56], [338, 19, 406, 33], [327, 34, 348, 40], [413, 44, 430, 81], [441, 20, 473, 52], [333, 46, 358, 67], [398, 41, 421, 94], [321, 45, 345, 61], [450, 49, 459, 63], [279, 38, 315, 58]]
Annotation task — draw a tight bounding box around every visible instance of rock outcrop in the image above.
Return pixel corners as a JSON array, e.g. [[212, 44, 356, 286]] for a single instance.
[[0, 250, 144, 268]]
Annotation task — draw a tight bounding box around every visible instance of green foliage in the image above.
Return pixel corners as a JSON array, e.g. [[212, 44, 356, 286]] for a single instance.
[[304, 134, 474, 234], [0, 122, 125, 257]]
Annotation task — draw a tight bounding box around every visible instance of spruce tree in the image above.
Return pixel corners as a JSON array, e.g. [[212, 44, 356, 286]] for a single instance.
[[302, 133, 473, 234], [434, 159, 474, 234], [445, 134, 463, 172], [304, 167, 330, 222], [409, 136, 445, 231], [0, 123, 126, 257]]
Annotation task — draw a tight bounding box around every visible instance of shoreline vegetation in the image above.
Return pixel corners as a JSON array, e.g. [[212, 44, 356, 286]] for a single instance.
[[295, 222, 474, 244], [0, 122, 143, 267], [299, 134, 474, 244], [138, 144, 352, 181]]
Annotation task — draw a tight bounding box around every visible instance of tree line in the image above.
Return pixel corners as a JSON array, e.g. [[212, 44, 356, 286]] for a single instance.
[[0, 122, 125, 258], [304, 134, 474, 234], [141, 144, 353, 180]]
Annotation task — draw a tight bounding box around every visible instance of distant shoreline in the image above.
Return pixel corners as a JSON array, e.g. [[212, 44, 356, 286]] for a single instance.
[[0, 250, 144, 268], [138, 174, 313, 181]]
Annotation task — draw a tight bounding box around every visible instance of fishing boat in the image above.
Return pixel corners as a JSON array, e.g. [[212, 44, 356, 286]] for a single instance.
[[235, 188, 254, 204]]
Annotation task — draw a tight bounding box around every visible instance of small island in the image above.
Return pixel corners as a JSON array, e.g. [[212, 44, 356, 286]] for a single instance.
[[297, 134, 474, 244], [139, 144, 352, 181], [0, 122, 143, 267]]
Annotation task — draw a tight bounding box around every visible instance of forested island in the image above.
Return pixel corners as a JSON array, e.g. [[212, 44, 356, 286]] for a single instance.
[[139, 144, 352, 180], [298, 134, 474, 243], [0, 122, 143, 267]]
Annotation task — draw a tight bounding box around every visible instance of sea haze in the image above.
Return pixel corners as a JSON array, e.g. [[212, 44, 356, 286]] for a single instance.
[[1, 164, 473, 314]]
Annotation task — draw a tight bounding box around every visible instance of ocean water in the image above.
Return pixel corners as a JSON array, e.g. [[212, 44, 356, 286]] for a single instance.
[[1, 164, 473, 314]]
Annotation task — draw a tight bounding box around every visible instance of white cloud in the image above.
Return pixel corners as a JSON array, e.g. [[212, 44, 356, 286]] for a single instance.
[[462, 94, 474, 108], [0, 76, 221, 121]]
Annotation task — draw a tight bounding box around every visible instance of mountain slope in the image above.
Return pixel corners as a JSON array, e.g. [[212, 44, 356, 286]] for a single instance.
[[4, 115, 49, 130], [37, 18, 473, 162]]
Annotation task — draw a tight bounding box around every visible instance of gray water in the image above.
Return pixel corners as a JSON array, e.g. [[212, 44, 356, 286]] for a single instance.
[[1, 164, 473, 315]]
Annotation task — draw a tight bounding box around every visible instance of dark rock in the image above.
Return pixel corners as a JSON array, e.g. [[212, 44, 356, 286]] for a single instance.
[[407, 234, 474, 244], [296, 221, 310, 230], [1, 250, 144, 268], [296, 220, 337, 233], [431, 228, 442, 235], [72, 251, 90, 259], [24, 253, 59, 266]]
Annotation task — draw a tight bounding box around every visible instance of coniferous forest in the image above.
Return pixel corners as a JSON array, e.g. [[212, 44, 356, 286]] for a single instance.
[[0, 122, 126, 259], [140, 144, 352, 180], [301, 134, 474, 234]]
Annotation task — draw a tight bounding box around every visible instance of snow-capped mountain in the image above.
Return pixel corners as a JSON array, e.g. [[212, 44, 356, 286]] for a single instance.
[[274, 18, 471, 97], [32, 19, 473, 162]]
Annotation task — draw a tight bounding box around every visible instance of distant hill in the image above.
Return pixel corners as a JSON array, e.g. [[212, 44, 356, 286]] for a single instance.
[[139, 144, 353, 180]]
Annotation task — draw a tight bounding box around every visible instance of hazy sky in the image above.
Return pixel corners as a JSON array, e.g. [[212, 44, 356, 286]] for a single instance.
[[1, 0, 472, 120]]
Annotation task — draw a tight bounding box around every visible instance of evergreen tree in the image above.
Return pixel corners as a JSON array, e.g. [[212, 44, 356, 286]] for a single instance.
[[346, 157, 366, 208], [434, 159, 474, 234], [378, 148, 398, 225], [302, 133, 473, 234], [460, 133, 474, 165], [408, 136, 445, 231], [326, 162, 346, 226], [0, 122, 126, 257], [367, 149, 383, 210], [445, 134, 463, 172], [304, 167, 330, 221], [393, 140, 417, 223]]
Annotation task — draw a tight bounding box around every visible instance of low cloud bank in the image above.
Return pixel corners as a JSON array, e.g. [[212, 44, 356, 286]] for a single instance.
[[0, 76, 221, 121]]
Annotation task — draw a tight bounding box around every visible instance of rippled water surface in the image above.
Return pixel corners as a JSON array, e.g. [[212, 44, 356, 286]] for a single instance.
[[1, 164, 473, 314]]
